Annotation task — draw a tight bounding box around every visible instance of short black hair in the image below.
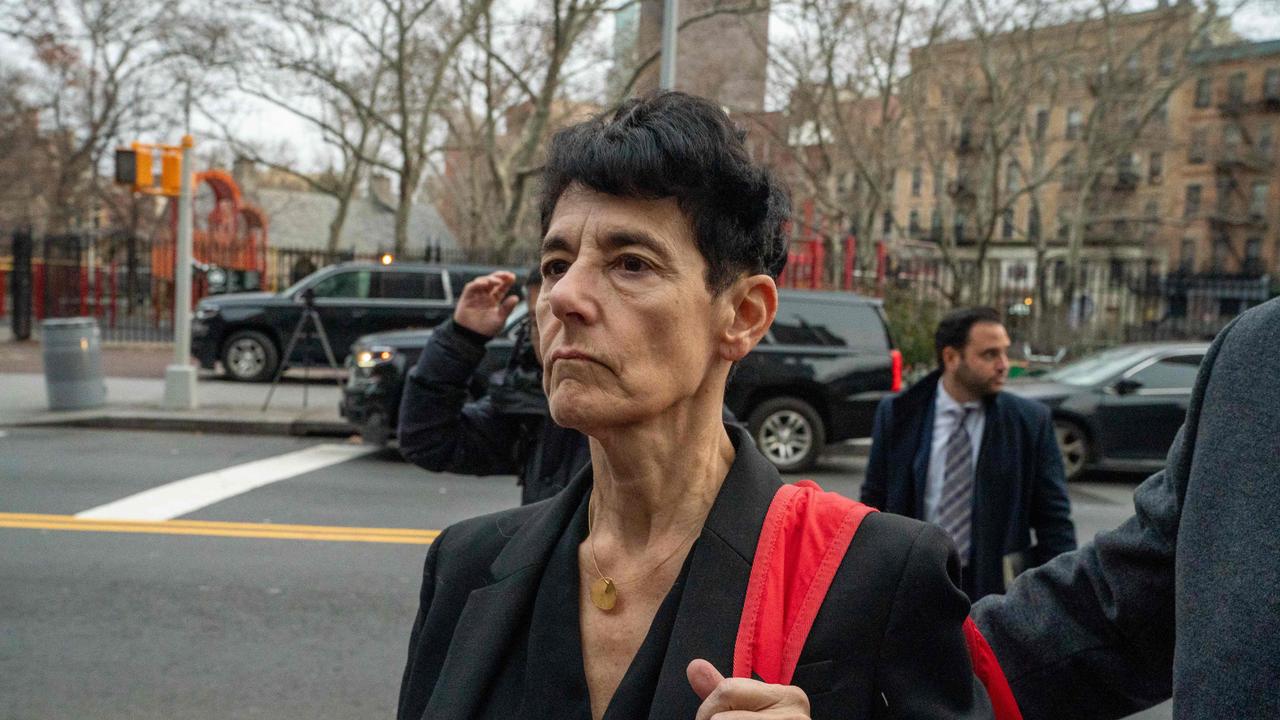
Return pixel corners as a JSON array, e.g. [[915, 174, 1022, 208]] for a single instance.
[[935, 307, 1003, 366], [525, 264, 542, 287], [539, 91, 791, 293]]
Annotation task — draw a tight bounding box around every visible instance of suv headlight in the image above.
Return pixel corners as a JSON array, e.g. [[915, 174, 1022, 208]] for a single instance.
[[354, 345, 397, 368], [195, 305, 220, 320]]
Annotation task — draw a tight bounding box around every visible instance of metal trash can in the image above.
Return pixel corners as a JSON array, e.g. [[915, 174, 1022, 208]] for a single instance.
[[42, 317, 107, 411]]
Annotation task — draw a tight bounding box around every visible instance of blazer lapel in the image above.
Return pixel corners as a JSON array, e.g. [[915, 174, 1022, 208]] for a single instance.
[[651, 426, 782, 719], [423, 468, 591, 720], [912, 397, 936, 518]]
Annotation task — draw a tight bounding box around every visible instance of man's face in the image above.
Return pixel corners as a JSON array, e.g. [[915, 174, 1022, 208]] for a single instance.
[[536, 184, 732, 433], [947, 321, 1011, 398]]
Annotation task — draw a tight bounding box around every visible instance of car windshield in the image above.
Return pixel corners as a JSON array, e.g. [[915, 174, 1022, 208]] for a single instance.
[[503, 302, 529, 334], [280, 269, 329, 297], [1043, 346, 1153, 386]]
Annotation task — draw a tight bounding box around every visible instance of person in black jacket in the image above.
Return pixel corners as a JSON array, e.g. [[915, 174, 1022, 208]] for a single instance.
[[398, 268, 590, 505]]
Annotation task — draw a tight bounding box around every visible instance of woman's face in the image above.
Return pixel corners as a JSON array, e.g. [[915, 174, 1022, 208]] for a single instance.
[[536, 185, 733, 434]]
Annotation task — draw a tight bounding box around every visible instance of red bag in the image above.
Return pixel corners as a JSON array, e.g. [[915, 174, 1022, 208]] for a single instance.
[[732, 479, 1022, 720]]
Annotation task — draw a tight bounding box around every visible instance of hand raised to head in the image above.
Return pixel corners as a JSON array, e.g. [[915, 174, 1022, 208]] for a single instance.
[[453, 271, 519, 338], [687, 659, 811, 720]]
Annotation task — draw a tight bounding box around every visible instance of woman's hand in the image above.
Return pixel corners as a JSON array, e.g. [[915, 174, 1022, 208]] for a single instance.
[[453, 271, 519, 338], [687, 659, 811, 720]]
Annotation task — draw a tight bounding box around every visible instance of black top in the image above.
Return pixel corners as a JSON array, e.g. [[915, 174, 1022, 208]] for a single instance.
[[475, 489, 693, 720]]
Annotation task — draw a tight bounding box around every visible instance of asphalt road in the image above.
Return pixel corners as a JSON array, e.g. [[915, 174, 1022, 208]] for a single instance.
[[1, 428, 1169, 719]]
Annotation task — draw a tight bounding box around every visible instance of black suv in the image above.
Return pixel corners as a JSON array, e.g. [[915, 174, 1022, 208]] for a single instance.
[[191, 262, 520, 381], [340, 290, 901, 471]]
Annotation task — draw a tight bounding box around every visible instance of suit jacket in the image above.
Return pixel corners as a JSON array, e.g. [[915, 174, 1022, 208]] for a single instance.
[[860, 372, 1077, 600], [973, 297, 1280, 720], [398, 424, 994, 720]]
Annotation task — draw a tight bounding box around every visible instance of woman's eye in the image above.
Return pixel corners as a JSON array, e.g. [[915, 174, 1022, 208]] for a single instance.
[[620, 256, 648, 273]]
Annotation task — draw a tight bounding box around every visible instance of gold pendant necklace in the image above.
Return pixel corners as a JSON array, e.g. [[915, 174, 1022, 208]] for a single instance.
[[585, 493, 703, 612]]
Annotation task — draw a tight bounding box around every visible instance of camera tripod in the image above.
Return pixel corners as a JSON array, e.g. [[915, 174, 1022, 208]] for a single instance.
[[261, 288, 343, 412]]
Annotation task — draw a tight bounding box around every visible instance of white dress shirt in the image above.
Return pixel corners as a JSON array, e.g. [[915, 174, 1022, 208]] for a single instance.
[[924, 382, 986, 524]]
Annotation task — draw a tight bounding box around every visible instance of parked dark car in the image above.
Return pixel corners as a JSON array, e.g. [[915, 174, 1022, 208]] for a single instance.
[[1007, 342, 1210, 480], [340, 289, 902, 472], [191, 262, 522, 381]]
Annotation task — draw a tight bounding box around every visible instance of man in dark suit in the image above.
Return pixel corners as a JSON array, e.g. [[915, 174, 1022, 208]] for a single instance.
[[861, 307, 1076, 600]]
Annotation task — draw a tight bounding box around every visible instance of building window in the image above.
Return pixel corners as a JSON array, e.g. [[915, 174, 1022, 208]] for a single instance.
[[1212, 234, 1231, 271], [1185, 184, 1202, 218], [1189, 129, 1208, 163], [1181, 238, 1196, 272], [908, 209, 921, 237], [911, 166, 922, 197], [1195, 77, 1212, 107], [1002, 208, 1015, 240], [886, 169, 895, 193], [954, 214, 966, 243], [1261, 124, 1274, 154], [1224, 124, 1242, 150], [1266, 68, 1280, 101], [1029, 206, 1041, 241], [933, 168, 944, 198], [930, 208, 943, 240], [1155, 99, 1168, 124], [1250, 182, 1269, 217], [1216, 176, 1236, 214], [1125, 53, 1141, 76], [1159, 44, 1175, 76], [1149, 152, 1164, 183], [1035, 109, 1049, 140], [1006, 162, 1021, 193], [1245, 237, 1263, 274], [882, 210, 893, 235], [1066, 108, 1082, 140], [1228, 72, 1246, 106]]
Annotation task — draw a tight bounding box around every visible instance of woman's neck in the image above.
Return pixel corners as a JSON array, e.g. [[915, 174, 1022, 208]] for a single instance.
[[586, 398, 734, 551]]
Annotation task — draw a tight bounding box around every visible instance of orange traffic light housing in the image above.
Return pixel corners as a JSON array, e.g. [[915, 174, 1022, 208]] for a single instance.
[[114, 141, 184, 196], [160, 148, 182, 196]]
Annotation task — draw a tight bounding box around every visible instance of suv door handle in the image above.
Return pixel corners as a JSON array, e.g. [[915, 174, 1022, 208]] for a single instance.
[[352, 309, 368, 319]]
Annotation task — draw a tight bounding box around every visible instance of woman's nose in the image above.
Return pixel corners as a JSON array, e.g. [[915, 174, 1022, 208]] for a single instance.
[[546, 260, 598, 326]]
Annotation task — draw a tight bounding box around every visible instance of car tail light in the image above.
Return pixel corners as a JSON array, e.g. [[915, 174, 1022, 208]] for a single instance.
[[890, 349, 903, 392]]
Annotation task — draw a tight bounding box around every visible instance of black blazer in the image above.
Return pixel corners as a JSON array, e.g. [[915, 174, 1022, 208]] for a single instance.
[[398, 425, 993, 719], [860, 371, 1077, 600]]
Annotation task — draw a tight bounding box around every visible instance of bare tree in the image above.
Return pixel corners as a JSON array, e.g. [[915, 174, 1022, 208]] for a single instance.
[[1, 0, 183, 234]]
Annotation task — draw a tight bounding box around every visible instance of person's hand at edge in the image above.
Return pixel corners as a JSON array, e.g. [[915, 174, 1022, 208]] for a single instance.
[[687, 659, 811, 720], [453, 271, 519, 338]]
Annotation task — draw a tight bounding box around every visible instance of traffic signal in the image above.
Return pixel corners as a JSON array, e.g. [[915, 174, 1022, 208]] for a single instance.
[[115, 144, 155, 191], [161, 148, 182, 196]]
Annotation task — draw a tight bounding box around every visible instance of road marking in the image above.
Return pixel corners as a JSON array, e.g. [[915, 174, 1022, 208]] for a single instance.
[[75, 444, 378, 521], [0, 513, 439, 544]]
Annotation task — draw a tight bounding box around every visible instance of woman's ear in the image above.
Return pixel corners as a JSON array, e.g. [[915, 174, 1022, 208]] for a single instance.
[[720, 274, 778, 362]]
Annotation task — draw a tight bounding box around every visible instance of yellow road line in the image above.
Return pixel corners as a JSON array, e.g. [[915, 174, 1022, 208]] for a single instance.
[[0, 513, 439, 545]]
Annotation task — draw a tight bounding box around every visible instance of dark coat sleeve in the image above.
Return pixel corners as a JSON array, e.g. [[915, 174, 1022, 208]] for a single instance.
[[1026, 407, 1077, 565], [397, 320, 523, 476], [874, 522, 994, 719], [970, 328, 1236, 719], [860, 397, 894, 510]]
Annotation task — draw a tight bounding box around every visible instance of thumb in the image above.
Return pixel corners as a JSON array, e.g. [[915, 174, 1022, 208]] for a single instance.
[[686, 658, 725, 701]]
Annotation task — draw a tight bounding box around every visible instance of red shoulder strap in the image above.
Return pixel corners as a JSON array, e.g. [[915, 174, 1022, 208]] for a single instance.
[[733, 480, 1023, 720], [732, 479, 873, 685]]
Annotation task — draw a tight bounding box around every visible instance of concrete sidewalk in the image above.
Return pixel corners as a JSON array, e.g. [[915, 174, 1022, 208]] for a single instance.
[[0, 334, 354, 437]]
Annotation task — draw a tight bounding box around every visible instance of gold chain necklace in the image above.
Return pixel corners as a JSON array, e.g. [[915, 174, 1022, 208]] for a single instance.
[[586, 493, 704, 612]]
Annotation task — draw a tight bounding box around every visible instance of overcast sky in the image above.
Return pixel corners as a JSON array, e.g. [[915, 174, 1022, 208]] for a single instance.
[[210, 0, 1280, 174]]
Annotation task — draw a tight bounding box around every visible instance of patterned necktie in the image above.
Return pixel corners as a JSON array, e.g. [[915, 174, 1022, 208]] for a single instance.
[[936, 406, 975, 567]]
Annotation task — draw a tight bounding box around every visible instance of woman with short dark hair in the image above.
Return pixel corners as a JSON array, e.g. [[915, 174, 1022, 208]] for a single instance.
[[397, 92, 992, 720]]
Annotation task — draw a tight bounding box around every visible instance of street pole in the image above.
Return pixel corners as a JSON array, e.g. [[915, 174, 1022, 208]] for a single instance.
[[163, 135, 198, 409], [660, 0, 678, 90]]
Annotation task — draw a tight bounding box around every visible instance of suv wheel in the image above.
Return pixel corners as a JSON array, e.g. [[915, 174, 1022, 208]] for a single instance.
[[748, 397, 826, 473], [1054, 419, 1089, 481], [222, 330, 279, 382]]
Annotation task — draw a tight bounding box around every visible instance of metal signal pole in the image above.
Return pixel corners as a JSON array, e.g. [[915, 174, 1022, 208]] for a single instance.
[[660, 0, 678, 90], [163, 134, 198, 409]]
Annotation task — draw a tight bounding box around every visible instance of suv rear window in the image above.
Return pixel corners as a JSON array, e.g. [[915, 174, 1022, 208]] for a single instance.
[[375, 270, 446, 300], [771, 301, 890, 353]]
